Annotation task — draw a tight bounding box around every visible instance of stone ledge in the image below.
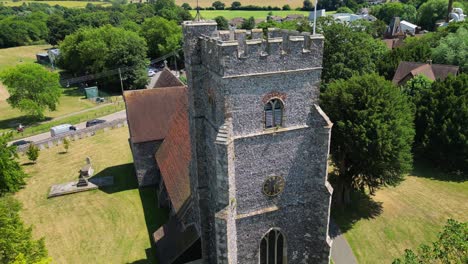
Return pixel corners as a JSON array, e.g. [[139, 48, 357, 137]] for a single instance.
[[48, 176, 114, 198]]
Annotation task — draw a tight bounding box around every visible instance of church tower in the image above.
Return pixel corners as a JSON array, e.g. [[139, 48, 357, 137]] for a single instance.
[[182, 21, 333, 264]]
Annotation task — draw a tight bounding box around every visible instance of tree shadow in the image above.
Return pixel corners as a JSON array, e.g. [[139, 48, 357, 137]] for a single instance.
[[411, 160, 467, 183], [331, 191, 383, 233], [0, 115, 51, 131], [21, 162, 36, 166]]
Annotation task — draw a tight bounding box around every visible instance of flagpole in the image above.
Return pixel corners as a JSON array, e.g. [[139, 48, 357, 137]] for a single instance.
[[313, 0, 318, 35]]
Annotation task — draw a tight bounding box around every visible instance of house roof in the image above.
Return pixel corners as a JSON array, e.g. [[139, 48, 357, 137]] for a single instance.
[[155, 91, 192, 214], [383, 38, 404, 49], [392, 61, 459, 85], [124, 86, 187, 143], [154, 68, 185, 88]]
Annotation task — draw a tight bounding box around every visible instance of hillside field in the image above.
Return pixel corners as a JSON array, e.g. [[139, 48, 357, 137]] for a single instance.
[[1, 0, 111, 7], [177, 0, 306, 8], [189, 10, 314, 19]]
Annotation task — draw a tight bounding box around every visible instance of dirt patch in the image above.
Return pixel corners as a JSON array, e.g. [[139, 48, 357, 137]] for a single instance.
[[0, 82, 10, 101]]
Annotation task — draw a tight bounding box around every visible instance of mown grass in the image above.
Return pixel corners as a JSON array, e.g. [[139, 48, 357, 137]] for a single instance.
[[1, 0, 111, 8], [178, 0, 306, 8], [333, 163, 468, 263], [189, 9, 313, 19], [16, 127, 168, 263]]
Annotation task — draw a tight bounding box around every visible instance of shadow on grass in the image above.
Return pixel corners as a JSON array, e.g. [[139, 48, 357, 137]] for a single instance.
[[332, 191, 383, 233], [21, 162, 36, 166], [411, 160, 467, 183], [92, 163, 169, 263], [0, 115, 51, 131]]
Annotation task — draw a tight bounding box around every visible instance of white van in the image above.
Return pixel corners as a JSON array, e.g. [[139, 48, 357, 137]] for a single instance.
[[50, 124, 76, 137]]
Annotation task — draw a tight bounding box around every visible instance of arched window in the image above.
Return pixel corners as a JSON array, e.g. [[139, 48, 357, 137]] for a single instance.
[[264, 99, 283, 129], [260, 229, 286, 264]]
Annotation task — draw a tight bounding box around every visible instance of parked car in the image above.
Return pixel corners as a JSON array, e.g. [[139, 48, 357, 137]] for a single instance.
[[50, 124, 76, 137], [86, 119, 106, 127], [148, 69, 156, 77]]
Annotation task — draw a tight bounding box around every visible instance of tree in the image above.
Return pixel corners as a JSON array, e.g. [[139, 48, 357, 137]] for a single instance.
[[214, 16, 229, 30], [418, 0, 448, 30], [432, 27, 468, 72], [46, 14, 75, 46], [212, 1, 225, 10], [302, 0, 314, 11], [58, 25, 149, 91], [26, 144, 39, 164], [140, 17, 182, 59], [241, 16, 255, 30], [320, 74, 414, 206], [413, 74, 467, 173], [320, 20, 387, 83], [181, 2, 192, 10], [0, 134, 27, 195], [0, 196, 49, 264], [152, 0, 192, 23], [373, 2, 417, 24], [0, 64, 62, 119], [393, 219, 467, 264], [282, 4, 291, 10], [231, 1, 241, 9], [336, 6, 353, 13], [63, 138, 70, 153]]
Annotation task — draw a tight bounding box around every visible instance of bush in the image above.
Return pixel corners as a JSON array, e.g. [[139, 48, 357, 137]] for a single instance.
[[0, 133, 27, 195], [26, 144, 39, 164], [282, 4, 291, 10]]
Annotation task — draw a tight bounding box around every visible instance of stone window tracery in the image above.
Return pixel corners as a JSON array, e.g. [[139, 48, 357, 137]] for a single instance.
[[264, 99, 283, 129], [260, 229, 286, 264]]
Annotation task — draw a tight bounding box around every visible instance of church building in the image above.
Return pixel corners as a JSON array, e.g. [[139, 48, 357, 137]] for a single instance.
[[125, 20, 333, 264]]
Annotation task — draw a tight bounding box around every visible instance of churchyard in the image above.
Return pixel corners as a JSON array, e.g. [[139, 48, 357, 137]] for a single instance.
[[15, 126, 167, 263], [333, 164, 468, 263]]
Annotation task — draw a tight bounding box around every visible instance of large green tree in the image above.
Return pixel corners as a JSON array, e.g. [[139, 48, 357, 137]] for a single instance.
[[321, 74, 414, 205], [0, 134, 27, 195], [432, 27, 468, 72], [417, 0, 448, 30], [140, 17, 182, 59], [413, 74, 467, 173], [0, 196, 49, 264], [0, 64, 62, 119], [372, 2, 417, 24], [58, 25, 149, 90], [214, 16, 229, 30], [320, 20, 387, 83], [393, 219, 467, 264]]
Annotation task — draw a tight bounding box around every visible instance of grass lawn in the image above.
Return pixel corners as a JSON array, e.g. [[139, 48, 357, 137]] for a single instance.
[[333, 164, 468, 263], [178, 0, 306, 8], [1, 0, 111, 8], [189, 10, 313, 19], [16, 127, 167, 263]]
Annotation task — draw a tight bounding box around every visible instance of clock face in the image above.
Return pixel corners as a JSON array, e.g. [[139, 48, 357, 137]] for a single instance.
[[262, 176, 285, 197]]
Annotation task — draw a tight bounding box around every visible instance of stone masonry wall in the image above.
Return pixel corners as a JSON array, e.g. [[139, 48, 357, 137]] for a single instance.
[[130, 140, 162, 187]]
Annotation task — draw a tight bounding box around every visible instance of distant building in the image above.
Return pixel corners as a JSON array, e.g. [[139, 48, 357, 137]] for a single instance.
[[438, 8, 466, 27], [392, 61, 459, 86], [385, 17, 420, 38], [309, 9, 326, 21], [284, 14, 305, 21], [229, 17, 245, 28], [332, 13, 377, 23]]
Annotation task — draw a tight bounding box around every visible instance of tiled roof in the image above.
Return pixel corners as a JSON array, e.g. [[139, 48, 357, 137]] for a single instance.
[[392, 61, 459, 85], [124, 87, 187, 143], [154, 68, 185, 88], [156, 90, 192, 214]]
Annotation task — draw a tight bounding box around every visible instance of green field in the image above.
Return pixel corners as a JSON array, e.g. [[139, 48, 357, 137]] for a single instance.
[[334, 164, 468, 263], [1, 0, 111, 7], [189, 10, 313, 19], [16, 127, 167, 263], [178, 0, 306, 8]]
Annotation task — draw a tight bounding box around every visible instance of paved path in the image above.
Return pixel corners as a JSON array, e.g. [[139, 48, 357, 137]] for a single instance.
[[10, 110, 126, 144], [330, 220, 358, 264]]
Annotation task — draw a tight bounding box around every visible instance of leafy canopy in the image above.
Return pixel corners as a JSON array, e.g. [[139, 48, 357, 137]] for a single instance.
[[321, 74, 415, 195], [140, 16, 182, 59], [417, 0, 448, 30], [0, 63, 62, 119], [393, 219, 467, 264], [0, 134, 27, 195], [0, 196, 49, 264], [58, 25, 149, 90], [433, 27, 468, 72]]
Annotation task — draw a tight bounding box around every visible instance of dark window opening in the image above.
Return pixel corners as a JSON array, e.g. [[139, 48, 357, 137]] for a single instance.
[[264, 99, 283, 129], [260, 229, 286, 264]]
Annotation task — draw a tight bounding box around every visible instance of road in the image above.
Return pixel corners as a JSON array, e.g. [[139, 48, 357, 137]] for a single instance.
[[10, 110, 126, 145]]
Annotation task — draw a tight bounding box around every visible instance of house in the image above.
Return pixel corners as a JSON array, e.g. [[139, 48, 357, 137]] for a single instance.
[[284, 14, 305, 21], [229, 17, 245, 28], [309, 9, 326, 21], [385, 17, 420, 38], [332, 13, 377, 23], [125, 21, 333, 263], [268, 15, 283, 22], [392, 61, 459, 86]]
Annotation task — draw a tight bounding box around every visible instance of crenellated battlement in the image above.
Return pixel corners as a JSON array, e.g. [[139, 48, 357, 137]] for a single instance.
[[183, 20, 324, 77]]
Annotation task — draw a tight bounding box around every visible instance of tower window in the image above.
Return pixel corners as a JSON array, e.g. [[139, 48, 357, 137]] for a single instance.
[[260, 229, 286, 264], [264, 99, 283, 129]]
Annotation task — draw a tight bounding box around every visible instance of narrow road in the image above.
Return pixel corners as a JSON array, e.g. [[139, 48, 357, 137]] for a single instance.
[[330, 220, 358, 264], [10, 110, 126, 144]]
